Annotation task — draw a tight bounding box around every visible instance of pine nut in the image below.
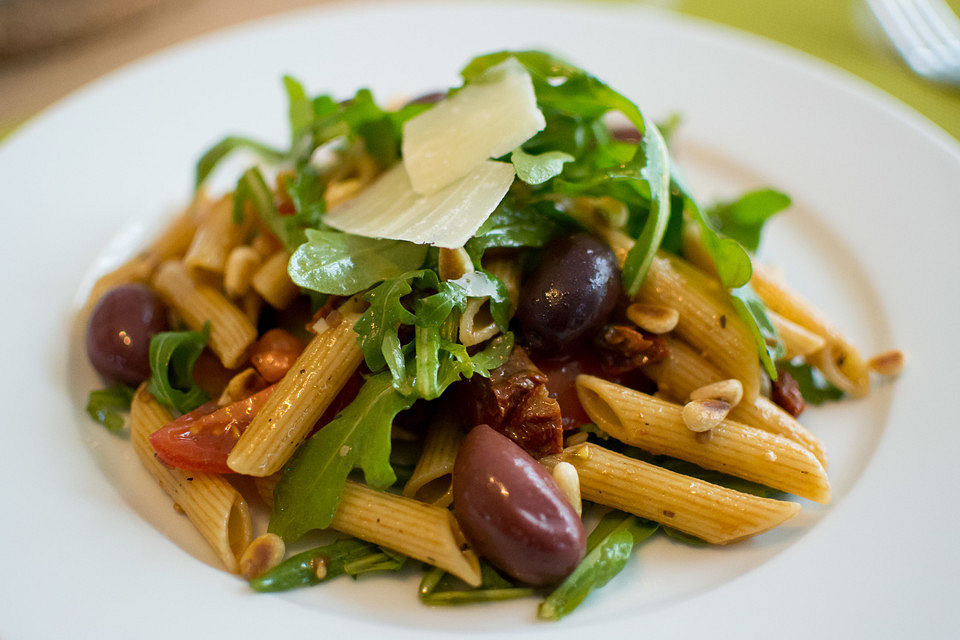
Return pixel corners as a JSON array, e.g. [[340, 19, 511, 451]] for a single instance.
[[868, 349, 906, 376], [689, 379, 743, 407], [313, 556, 328, 581], [682, 399, 731, 432], [239, 533, 285, 580], [565, 431, 588, 447], [552, 462, 582, 516], [626, 303, 679, 334]]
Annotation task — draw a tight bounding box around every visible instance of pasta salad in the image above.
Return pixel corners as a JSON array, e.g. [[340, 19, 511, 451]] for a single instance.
[[81, 50, 903, 620]]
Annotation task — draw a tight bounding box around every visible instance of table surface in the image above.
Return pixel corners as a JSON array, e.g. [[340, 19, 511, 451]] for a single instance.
[[1, 0, 959, 142]]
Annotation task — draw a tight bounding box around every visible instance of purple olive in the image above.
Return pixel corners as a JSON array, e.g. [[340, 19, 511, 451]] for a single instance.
[[86, 284, 168, 385], [517, 233, 621, 354], [452, 424, 586, 586]]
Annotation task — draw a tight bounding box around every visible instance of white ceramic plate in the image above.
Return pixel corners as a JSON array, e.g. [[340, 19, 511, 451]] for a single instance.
[[1, 2, 958, 638]]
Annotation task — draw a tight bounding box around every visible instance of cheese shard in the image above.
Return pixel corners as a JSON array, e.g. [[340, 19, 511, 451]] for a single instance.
[[323, 161, 515, 249], [402, 58, 545, 195]]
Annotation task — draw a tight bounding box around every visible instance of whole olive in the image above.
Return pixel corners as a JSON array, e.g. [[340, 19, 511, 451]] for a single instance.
[[86, 283, 168, 385], [517, 233, 621, 354], [452, 424, 586, 586]]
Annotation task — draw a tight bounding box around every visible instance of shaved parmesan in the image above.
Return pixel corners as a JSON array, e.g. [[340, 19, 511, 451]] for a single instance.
[[323, 161, 515, 249], [402, 58, 545, 195]]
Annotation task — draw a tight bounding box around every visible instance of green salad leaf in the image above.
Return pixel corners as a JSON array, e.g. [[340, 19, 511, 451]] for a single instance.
[[249, 538, 403, 592], [419, 562, 534, 606], [730, 283, 786, 380], [780, 361, 845, 405], [464, 198, 565, 264], [86, 384, 136, 432], [539, 512, 659, 620], [195, 136, 284, 188], [147, 325, 210, 414], [510, 147, 574, 185], [269, 372, 414, 541], [708, 188, 791, 253], [289, 229, 429, 296], [354, 269, 513, 397]]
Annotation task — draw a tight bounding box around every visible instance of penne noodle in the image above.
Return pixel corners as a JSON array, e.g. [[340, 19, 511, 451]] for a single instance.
[[403, 413, 464, 507], [637, 252, 761, 403], [129, 385, 252, 573], [151, 260, 258, 368], [767, 310, 826, 360], [751, 264, 870, 397], [333, 481, 482, 587], [458, 255, 522, 347], [541, 443, 800, 545], [576, 375, 831, 503], [645, 336, 827, 466], [217, 367, 267, 406], [227, 299, 364, 476], [184, 195, 252, 277], [223, 246, 263, 299], [251, 251, 299, 310]]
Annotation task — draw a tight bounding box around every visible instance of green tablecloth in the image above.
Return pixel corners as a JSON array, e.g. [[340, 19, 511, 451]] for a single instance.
[[1, 0, 958, 143]]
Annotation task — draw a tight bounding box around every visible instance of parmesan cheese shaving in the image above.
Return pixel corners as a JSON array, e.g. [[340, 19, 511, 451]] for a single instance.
[[323, 161, 515, 248], [401, 58, 545, 195]]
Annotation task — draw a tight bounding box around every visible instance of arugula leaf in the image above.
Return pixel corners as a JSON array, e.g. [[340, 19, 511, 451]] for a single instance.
[[730, 283, 785, 380], [282, 76, 315, 143], [708, 189, 791, 253], [86, 384, 136, 432], [234, 166, 319, 253], [343, 546, 407, 576], [249, 538, 396, 592], [780, 362, 844, 405], [288, 229, 428, 296], [661, 527, 708, 546], [510, 147, 574, 185], [268, 373, 414, 541], [464, 200, 564, 264], [147, 325, 210, 414], [419, 562, 534, 606], [195, 136, 285, 188], [539, 512, 658, 620], [355, 270, 514, 396]]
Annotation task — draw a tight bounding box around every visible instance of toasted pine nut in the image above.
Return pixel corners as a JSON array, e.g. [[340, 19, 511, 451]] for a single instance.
[[552, 462, 582, 517], [689, 379, 743, 407], [682, 399, 731, 432], [868, 349, 906, 376], [239, 533, 285, 580], [438, 247, 473, 282], [314, 556, 328, 581], [626, 303, 679, 334], [564, 431, 589, 447], [325, 178, 364, 209]]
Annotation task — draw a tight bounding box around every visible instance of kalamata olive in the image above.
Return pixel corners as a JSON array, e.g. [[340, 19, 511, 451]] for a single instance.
[[452, 424, 586, 586], [86, 283, 168, 385], [517, 233, 621, 354]]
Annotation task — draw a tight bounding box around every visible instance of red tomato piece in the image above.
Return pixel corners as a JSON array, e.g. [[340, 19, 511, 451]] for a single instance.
[[149, 384, 277, 473], [250, 329, 305, 382]]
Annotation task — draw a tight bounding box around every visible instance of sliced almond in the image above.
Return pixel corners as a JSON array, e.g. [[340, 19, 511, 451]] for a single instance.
[[552, 462, 582, 517], [239, 533, 285, 580], [689, 379, 743, 407], [626, 303, 679, 334], [682, 399, 731, 433], [868, 349, 906, 376]]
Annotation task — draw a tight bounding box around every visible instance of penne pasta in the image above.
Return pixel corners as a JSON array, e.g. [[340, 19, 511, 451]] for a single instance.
[[637, 252, 761, 403], [751, 264, 870, 397], [151, 260, 258, 368], [223, 246, 263, 299], [541, 443, 800, 545], [129, 385, 252, 573], [575, 375, 831, 503], [251, 251, 299, 310], [227, 299, 364, 476], [403, 413, 464, 507], [184, 195, 252, 277], [645, 336, 827, 466], [333, 481, 482, 586]]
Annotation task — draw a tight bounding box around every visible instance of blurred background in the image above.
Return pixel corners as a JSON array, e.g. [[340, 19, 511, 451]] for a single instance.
[[1, 0, 958, 141]]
